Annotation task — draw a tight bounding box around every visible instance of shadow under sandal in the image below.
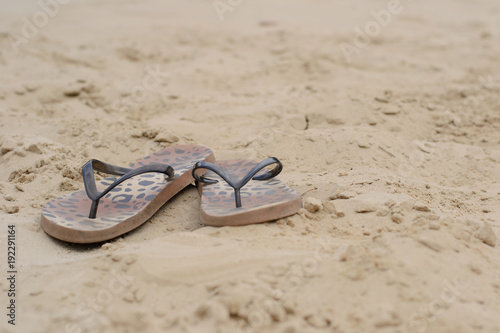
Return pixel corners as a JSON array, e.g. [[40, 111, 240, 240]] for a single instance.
[[41, 145, 214, 243], [192, 157, 302, 226]]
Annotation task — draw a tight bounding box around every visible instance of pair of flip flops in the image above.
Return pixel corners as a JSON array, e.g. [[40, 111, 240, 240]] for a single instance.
[[41, 145, 302, 243]]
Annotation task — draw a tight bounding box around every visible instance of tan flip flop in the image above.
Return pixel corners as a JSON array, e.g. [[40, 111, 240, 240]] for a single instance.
[[191, 157, 302, 226], [41, 145, 214, 243]]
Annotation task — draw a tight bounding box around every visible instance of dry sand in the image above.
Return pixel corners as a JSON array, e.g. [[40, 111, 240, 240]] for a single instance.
[[1, 0, 500, 332]]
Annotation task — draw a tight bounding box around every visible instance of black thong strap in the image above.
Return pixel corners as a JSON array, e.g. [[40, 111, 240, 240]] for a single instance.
[[191, 157, 282, 208], [82, 159, 174, 218]]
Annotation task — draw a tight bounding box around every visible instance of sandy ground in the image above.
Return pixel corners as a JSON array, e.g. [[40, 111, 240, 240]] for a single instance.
[[1, 0, 500, 332]]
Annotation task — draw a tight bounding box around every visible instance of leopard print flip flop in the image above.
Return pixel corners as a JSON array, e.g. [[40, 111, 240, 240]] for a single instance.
[[41, 145, 214, 243], [191, 157, 302, 226]]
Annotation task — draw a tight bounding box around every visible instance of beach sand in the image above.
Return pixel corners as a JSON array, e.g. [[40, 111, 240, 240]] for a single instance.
[[1, 0, 500, 332]]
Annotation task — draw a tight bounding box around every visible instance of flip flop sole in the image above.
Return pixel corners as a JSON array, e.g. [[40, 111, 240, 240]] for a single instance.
[[197, 159, 302, 226], [41, 145, 214, 243]]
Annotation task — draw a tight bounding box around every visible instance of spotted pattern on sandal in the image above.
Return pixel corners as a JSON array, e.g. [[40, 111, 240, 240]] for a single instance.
[[200, 160, 301, 217], [42, 145, 213, 231]]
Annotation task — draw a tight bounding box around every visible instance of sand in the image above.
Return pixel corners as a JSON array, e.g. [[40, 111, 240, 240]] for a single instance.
[[1, 0, 500, 332]]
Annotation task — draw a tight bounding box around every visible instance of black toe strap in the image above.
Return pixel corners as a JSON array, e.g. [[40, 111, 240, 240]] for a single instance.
[[82, 159, 175, 219], [191, 157, 283, 208]]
